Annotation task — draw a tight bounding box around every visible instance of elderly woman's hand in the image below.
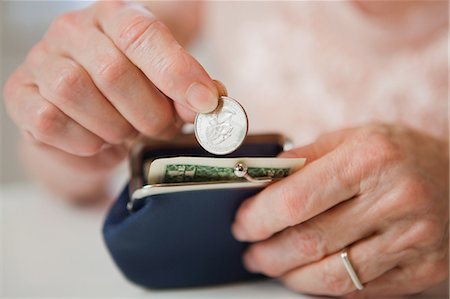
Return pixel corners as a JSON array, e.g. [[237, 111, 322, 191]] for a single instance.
[[4, 1, 217, 156], [3, 1, 217, 201], [232, 123, 448, 298]]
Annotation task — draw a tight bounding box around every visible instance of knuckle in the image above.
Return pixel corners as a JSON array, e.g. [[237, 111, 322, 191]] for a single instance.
[[331, 152, 359, 193], [390, 174, 433, 216], [408, 219, 445, 249], [51, 63, 85, 102], [399, 175, 432, 207], [3, 75, 19, 104], [155, 47, 189, 79], [156, 48, 191, 91], [169, 49, 191, 76], [50, 11, 80, 34], [358, 128, 402, 167], [119, 13, 161, 53], [25, 42, 47, 65], [95, 52, 131, 85], [3, 68, 30, 117], [3, 65, 30, 105], [288, 224, 327, 262], [33, 103, 65, 140], [119, 14, 189, 81]]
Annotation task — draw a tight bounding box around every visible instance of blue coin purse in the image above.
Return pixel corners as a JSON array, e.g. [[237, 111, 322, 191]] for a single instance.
[[102, 134, 288, 289]]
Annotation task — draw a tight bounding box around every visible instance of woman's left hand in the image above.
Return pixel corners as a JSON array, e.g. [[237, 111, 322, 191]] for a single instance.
[[232, 123, 448, 298]]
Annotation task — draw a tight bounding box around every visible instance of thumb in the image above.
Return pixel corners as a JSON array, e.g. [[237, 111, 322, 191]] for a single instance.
[[174, 79, 228, 123]]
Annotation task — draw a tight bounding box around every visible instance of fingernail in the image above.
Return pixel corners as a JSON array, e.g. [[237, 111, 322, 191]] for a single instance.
[[186, 82, 218, 113], [243, 252, 259, 273], [231, 223, 248, 241]]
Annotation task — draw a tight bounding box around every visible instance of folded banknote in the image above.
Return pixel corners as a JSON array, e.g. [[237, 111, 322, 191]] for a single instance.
[[148, 157, 306, 185]]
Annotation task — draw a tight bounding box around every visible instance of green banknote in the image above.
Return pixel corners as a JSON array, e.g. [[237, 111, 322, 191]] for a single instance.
[[163, 164, 290, 183], [148, 157, 306, 184]]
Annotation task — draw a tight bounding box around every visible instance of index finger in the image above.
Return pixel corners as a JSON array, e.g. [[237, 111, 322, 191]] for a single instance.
[[232, 141, 364, 242], [94, 1, 218, 113]]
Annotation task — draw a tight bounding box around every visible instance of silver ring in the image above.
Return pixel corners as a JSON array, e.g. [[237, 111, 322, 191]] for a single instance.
[[340, 247, 364, 290]]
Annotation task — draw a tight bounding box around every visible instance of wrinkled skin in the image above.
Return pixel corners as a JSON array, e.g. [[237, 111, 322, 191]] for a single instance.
[[3, 1, 215, 201], [3, 1, 449, 297], [232, 123, 449, 298]]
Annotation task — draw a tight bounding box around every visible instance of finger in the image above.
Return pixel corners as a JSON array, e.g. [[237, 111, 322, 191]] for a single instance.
[[31, 52, 137, 144], [345, 260, 449, 299], [48, 22, 180, 138], [174, 102, 196, 123], [173, 79, 227, 123], [344, 268, 421, 299], [232, 139, 363, 242], [22, 134, 127, 175], [242, 196, 377, 277], [279, 127, 357, 162], [278, 143, 325, 162], [95, 1, 219, 113], [280, 234, 399, 297], [20, 136, 128, 206], [4, 75, 104, 156]]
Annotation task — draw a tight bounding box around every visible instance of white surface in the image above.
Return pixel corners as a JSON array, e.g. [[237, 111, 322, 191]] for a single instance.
[[1, 183, 448, 298]]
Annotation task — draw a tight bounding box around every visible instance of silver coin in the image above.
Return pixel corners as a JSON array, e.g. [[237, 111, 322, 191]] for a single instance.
[[194, 96, 248, 155]]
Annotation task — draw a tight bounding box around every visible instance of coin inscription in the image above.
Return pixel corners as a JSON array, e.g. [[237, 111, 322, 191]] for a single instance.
[[194, 96, 248, 155]]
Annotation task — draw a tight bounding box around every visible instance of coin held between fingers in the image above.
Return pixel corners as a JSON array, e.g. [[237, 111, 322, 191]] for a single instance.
[[194, 96, 248, 155]]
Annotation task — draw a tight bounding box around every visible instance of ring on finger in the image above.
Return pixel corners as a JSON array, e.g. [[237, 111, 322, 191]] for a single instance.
[[340, 247, 364, 290]]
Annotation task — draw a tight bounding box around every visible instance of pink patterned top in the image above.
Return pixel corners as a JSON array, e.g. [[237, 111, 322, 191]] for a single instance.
[[201, 1, 448, 146]]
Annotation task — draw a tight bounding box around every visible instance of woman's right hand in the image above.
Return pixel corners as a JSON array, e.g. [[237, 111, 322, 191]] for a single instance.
[[3, 0, 219, 157], [3, 1, 219, 201]]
